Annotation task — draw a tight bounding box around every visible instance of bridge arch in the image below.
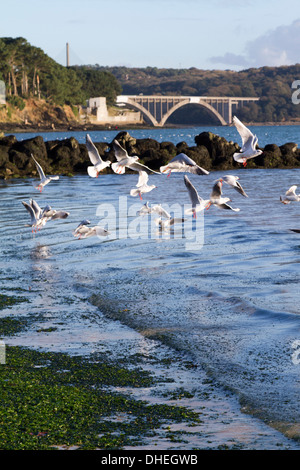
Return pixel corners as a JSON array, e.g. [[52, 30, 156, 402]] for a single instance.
[[160, 100, 227, 126], [116, 97, 159, 127], [115, 95, 259, 127]]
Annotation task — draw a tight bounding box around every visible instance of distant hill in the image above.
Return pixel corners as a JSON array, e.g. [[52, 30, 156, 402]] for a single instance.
[[1, 37, 300, 125], [88, 64, 300, 124]]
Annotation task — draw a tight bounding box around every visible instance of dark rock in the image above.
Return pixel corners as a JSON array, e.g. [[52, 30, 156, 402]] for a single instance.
[[160, 141, 177, 155], [183, 145, 212, 171], [46, 137, 85, 174], [176, 141, 189, 153], [0, 135, 17, 147], [14, 136, 48, 161], [0, 145, 10, 167], [9, 149, 29, 170], [260, 144, 283, 168], [280, 142, 298, 154], [1, 129, 300, 179], [194, 131, 239, 169]]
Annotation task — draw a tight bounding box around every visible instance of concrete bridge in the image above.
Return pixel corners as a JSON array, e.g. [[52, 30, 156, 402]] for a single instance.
[[116, 95, 259, 126]]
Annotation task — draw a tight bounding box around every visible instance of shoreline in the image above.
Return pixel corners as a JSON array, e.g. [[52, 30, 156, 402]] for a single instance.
[[1, 120, 300, 135], [2, 289, 299, 451]]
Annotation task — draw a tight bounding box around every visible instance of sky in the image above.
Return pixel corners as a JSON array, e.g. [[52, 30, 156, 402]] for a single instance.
[[2, 0, 300, 71]]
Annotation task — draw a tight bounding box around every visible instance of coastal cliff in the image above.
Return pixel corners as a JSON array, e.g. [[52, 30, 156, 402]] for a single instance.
[[0, 130, 299, 179]]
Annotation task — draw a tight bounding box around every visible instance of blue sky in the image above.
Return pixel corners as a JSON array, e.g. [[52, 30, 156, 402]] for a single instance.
[[2, 0, 300, 70]]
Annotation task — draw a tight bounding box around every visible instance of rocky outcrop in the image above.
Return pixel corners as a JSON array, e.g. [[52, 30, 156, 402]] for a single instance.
[[0, 130, 300, 179]]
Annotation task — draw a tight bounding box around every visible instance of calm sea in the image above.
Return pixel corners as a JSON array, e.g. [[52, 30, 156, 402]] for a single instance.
[[6, 123, 300, 147], [1, 124, 300, 449]]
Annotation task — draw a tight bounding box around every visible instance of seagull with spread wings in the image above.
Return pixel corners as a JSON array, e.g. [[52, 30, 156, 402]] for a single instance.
[[206, 180, 240, 212], [280, 185, 300, 204], [111, 139, 160, 175], [160, 153, 209, 176], [183, 175, 210, 218], [216, 175, 248, 197], [130, 171, 156, 200], [232, 116, 263, 167], [86, 134, 111, 177], [31, 154, 59, 191]]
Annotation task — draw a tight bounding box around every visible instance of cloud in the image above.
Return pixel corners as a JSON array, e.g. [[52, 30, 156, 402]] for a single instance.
[[209, 19, 300, 68], [210, 52, 249, 67]]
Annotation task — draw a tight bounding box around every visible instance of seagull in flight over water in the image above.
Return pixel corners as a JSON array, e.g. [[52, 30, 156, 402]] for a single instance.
[[31, 154, 59, 191], [280, 185, 300, 204], [160, 153, 209, 176], [184, 175, 210, 218], [112, 139, 160, 175], [216, 175, 248, 197], [130, 171, 156, 199], [86, 134, 111, 177], [206, 180, 240, 212], [73, 220, 110, 239], [232, 116, 263, 167]]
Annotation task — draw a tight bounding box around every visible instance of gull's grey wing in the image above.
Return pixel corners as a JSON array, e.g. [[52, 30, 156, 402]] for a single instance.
[[31, 154, 46, 180], [30, 199, 43, 218], [210, 181, 223, 199], [184, 175, 201, 207], [51, 211, 70, 220], [217, 202, 240, 211], [151, 204, 171, 219], [86, 134, 103, 165], [22, 201, 36, 224], [170, 153, 209, 175], [232, 116, 254, 148], [286, 185, 298, 196], [186, 166, 209, 175], [136, 171, 149, 187], [234, 180, 248, 197], [127, 161, 160, 174], [112, 140, 129, 161], [41, 205, 54, 218], [76, 219, 91, 228], [171, 153, 197, 166]]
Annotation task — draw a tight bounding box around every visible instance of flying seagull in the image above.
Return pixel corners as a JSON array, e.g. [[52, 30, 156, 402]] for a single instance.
[[41, 205, 70, 220], [155, 217, 186, 231], [73, 220, 110, 239], [160, 153, 209, 176], [280, 185, 300, 204], [22, 199, 70, 232], [85, 134, 111, 177], [139, 202, 171, 219], [22, 199, 47, 231], [31, 154, 59, 191], [111, 139, 160, 175], [206, 180, 240, 212], [130, 171, 156, 199], [217, 175, 248, 197], [232, 116, 263, 167], [184, 175, 210, 218]]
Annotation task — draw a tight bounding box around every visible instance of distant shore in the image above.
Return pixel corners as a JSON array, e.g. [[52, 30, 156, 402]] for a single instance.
[[1, 120, 300, 135]]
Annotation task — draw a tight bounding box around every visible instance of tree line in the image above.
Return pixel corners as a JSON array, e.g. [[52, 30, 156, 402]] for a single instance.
[[0, 37, 122, 108], [1, 37, 300, 124], [92, 64, 300, 123]]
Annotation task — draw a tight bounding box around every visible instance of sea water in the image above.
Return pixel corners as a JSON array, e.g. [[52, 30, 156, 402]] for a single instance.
[[1, 125, 300, 449]]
